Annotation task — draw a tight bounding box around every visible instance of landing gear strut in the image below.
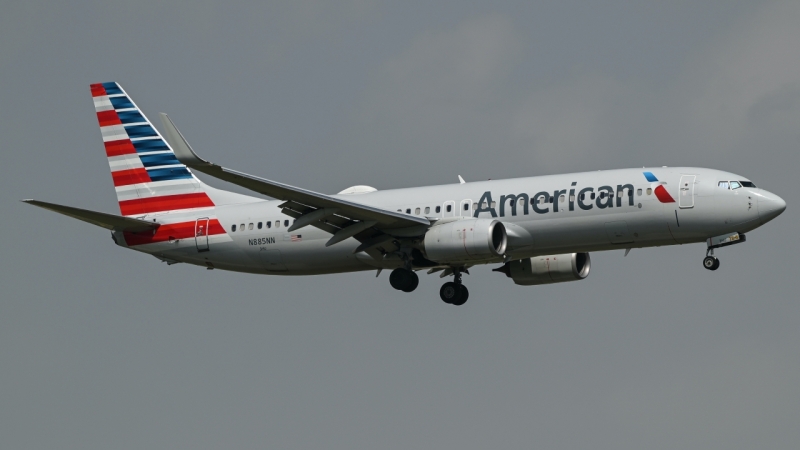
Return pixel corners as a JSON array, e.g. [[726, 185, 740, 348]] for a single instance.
[[389, 268, 419, 292], [703, 248, 720, 271], [440, 269, 469, 305]]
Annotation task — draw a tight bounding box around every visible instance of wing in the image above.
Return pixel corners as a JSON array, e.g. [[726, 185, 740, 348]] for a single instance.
[[22, 199, 158, 233], [159, 114, 429, 252]]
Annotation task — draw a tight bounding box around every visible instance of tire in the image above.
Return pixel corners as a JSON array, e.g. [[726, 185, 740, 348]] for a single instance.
[[451, 285, 469, 306], [440, 282, 461, 304], [401, 271, 419, 293], [711, 258, 720, 271], [390, 268, 413, 290], [703, 256, 717, 270]]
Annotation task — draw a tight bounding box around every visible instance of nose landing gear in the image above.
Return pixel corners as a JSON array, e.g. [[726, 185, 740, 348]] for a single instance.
[[703, 254, 720, 271]]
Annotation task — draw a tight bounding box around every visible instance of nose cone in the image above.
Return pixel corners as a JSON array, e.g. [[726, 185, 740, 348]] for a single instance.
[[758, 191, 786, 225]]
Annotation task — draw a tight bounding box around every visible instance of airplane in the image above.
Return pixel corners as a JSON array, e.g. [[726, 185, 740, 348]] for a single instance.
[[23, 82, 787, 305]]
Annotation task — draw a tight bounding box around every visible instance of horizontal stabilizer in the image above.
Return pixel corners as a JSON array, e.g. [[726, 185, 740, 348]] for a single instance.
[[22, 199, 158, 233]]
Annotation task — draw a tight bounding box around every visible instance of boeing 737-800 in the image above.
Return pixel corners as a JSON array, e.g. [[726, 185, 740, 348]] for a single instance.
[[24, 82, 787, 305]]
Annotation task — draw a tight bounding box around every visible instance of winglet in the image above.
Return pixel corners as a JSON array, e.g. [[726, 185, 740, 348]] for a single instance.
[[458, 175, 466, 184], [159, 113, 213, 168]]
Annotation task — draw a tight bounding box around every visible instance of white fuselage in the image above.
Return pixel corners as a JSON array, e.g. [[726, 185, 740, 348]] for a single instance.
[[115, 167, 784, 275]]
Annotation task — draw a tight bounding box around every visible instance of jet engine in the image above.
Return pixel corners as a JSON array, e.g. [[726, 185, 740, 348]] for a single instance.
[[423, 219, 507, 263], [494, 253, 591, 286]]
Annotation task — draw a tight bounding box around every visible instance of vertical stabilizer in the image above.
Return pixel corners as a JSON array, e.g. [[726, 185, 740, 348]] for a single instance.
[[91, 82, 217, 217]]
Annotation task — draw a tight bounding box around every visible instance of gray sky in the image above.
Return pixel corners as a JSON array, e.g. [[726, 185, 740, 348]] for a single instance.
[[2, 1, 799, 449]]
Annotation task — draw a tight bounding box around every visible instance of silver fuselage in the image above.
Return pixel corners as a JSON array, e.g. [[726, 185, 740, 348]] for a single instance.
[[117, 167, 786, 275]]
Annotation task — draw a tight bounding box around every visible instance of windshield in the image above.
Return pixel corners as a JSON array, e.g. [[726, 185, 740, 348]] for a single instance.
[[740, 181, 756, 188], [730, 181, 742, 189]]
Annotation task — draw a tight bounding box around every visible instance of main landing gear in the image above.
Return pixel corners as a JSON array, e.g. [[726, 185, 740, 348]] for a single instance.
[[389, 268, 419, 292], [440, 270, 468, 306], [388, 267, 469, 305]]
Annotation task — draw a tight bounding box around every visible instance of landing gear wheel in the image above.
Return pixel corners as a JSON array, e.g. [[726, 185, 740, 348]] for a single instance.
[[389, 268, 419, 292], [440, 282, 460, 304], [703, 256, 720, 271], [451, 285, 469, 306], [401, 271, 419, 292]]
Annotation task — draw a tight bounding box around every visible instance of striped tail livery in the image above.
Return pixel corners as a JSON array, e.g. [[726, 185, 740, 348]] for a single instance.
[[91, 82, 216, 217]]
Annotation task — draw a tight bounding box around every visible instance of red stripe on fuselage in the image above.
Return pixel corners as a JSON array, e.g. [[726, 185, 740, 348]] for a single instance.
[[97, 110, 121, 127], [119, 193, 215, 216], [104, 139, 137, 157], [654, 185, 675, 203], [123, 219, 225, 246], [111, 168, 151, 186], [90, 84, 106, 97]]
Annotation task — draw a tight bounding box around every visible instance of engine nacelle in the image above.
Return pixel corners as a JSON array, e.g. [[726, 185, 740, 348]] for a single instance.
[[495, 253, 591, 286], [423, 219, 507, 263]]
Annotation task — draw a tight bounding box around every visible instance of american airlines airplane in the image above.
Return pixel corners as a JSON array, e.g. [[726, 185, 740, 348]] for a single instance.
[[24, 82, 787, 305]]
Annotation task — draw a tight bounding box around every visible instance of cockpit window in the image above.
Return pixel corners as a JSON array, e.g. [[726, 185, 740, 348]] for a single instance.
[[730, 181, 742, 190], [740, 181, 756, 188], [718, 181, 730, 189]]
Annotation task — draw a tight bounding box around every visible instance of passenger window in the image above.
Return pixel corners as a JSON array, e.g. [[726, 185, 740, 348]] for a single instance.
[[249, 223, 254, 230], [275, 221, 280, 228], [617, 191, 623, 198], [730, 181, 741, 190], [637, 188, 642, 196], [718, 181, 730, 189], [284, 220, 290, 227], [591, 192, 596, 200], [560, 195, 565, 202], [258, 222, 262, 229], [463, 203, 469, 211], [231, 224, 237, 232], [473, 203, 478, 210], [518, 198, 525, 206], [569, 195, 575, 203], [424, 206, 430, 214], [415, 207, 420, 215], [491, 201, 496, 208], [446, 205, 452, 212], [267, 221, 272, 228], [646, 188, 652, 195], [240, 223, 245, 231], [599, 192, 605, 199], [406, 208, 411, 214], [579, 193, 585, 201], [436, 206, 441, 213]]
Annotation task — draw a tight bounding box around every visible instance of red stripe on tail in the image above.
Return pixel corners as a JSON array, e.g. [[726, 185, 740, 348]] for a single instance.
[[124, 219, 226, 246], [104, 139, 137, 157], [90, 84, 107, 97], [119, 193, 215, 216], [111, 168, 152, 186], [97, 110, 121, 127]]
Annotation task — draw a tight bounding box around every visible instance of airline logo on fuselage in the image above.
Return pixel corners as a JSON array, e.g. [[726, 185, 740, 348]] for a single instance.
[[473, 173, 672, 218]]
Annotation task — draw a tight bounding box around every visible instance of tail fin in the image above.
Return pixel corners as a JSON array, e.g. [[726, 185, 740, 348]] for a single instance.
[[91, 82, 217, 217]]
